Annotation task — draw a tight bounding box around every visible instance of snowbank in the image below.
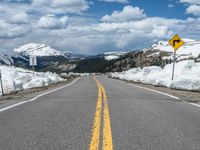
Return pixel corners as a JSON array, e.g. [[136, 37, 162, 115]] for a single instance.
[[111, 60, 200, 91], [0, 65, 64, 95], [60, 72, 89, 78]]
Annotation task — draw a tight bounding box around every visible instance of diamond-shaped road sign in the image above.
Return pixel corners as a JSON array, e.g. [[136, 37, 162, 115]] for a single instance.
[[169, 34, 184, 51]]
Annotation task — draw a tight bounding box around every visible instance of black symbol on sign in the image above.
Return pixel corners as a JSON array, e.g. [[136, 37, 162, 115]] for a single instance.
[[173, 39, 180, 46]]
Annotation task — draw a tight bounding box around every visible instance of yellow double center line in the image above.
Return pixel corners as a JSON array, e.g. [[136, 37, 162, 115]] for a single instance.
[[89, 77, 113, 150]]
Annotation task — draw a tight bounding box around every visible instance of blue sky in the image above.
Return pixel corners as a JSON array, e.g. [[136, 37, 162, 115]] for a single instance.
[[88, 0, 187, 19], [0, 0, 200, 54]]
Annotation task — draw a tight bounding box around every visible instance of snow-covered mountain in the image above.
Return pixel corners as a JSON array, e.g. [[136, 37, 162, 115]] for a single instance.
[[0, 50, 27, 65], [0, 50, 13, 65], [104, 51, 127, 60], [0, 43, 70, 73], [144, 39, 200, 61], [14, 43, 67, 58]]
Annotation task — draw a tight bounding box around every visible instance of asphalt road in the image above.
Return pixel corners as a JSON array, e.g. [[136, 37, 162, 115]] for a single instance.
[[0, 75, 200, 150]]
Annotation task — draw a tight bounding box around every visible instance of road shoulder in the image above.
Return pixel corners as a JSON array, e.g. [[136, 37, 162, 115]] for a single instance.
[[109, 77, 200, 103], [0, 77, 77, 110]]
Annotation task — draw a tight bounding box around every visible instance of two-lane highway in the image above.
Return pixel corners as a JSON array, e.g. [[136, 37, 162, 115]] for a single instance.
[[0, 75, 200, 150]]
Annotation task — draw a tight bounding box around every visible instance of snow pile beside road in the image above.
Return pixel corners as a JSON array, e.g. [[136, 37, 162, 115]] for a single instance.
[[111, 60, 200, 91], [60, 72, 89, 78], [0, 65, 64, 95]]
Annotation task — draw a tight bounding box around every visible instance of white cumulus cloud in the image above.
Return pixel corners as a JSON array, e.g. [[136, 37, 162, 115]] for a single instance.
[[98, 0, 129, 4], [180, 0, 200, 16], [0, 19, 31, 38], [180, 0, 200, 5], [186, 4, 200, 16], [37, 15, 69, 29], [8, 13, 29, 24], [32, 0, 89, 13], [101, 5, 146, 22]]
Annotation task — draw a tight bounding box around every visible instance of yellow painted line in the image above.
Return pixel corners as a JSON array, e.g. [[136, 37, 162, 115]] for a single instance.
[[89, 77, 102, 150], [97, 80, 113, 150], [89, 77, 113, 150]]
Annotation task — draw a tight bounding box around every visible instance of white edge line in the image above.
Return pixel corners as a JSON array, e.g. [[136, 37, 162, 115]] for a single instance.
[[108, 77, 200, 108], [0, 77, 81, 113], [128, 83, 180, 100], [188, 103, 200, 107], [128, 81, 200, 107], [108, 77, 180, 100]]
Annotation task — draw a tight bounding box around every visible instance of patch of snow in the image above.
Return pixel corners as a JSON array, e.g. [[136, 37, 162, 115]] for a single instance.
[[111, 60, 200, 91], [104, 51, 127, 55], [105, 55, 119, 60], [147, 52, 160, 57], [104, 51, 127, 60], [0, 65, 64, 95]]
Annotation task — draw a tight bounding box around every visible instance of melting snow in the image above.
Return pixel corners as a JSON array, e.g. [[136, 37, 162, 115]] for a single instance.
[[0, 65, 64, 95], [111, 60, 200, 91]]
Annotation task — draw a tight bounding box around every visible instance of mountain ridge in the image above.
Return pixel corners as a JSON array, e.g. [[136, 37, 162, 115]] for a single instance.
[[14, 43, 68, 58]]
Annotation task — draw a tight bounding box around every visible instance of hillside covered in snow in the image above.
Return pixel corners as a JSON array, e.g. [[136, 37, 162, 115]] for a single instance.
[[110, 39, 200, 91], [145, 39, 200, 61], [0, 43, 71, 73], [14, 43, 67, 57], [0, 50, 28, 66]]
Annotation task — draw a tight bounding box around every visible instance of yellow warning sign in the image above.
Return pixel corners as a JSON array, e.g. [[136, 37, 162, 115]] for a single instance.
[[169, 34, 184, 51]]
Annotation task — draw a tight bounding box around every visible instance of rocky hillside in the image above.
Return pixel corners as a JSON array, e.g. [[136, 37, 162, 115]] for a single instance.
[[73, 39, 200, 73], [1, 39, 199, 73]]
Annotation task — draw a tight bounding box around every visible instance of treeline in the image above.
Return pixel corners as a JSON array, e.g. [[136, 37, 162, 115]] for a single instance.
[[73, 58, 117, 73]]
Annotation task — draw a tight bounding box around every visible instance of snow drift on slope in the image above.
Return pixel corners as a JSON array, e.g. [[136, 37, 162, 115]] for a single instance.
[[111, 60, 200, 91], [14, 43, 66, 57], [0, 65, 64, 95], [104, 51, 127, 60], [145, 39, 200, 60]]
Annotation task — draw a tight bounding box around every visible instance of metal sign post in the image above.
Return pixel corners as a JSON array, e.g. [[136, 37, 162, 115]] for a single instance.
[[0, 70, 4, 96], [32, 64, 35, 76], [29, 56, 37, 76], [171, 51, 176, 81], [169, 34, 184, 81]]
